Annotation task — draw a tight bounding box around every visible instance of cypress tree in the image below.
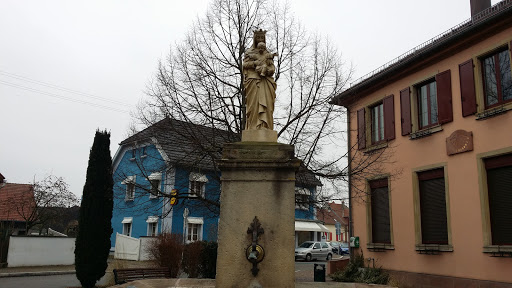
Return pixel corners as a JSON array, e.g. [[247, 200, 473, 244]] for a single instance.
[[75, 130, 113, 288]]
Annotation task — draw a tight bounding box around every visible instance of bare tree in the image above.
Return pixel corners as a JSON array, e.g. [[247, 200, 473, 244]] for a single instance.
[[126, 0, 392, 213], [7, 175, 79, 234]]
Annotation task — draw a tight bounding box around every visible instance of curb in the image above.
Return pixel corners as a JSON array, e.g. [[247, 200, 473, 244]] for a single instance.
[[0, 270, 76, 278]]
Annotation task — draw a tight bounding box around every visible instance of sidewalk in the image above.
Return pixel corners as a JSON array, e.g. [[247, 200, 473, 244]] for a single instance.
[[0, 264, 76, 278]]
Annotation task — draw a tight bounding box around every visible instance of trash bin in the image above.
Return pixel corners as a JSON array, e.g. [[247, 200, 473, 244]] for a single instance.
[[314, 263, 326, 282]]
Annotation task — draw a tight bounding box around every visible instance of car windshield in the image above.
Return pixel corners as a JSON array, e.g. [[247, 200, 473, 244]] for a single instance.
[[331, 241, 340, 246], [299, 242, 314, 248], [340, 243, 349, 248]]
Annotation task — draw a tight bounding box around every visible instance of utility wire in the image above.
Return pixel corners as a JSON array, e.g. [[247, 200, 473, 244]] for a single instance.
[[0, 69, 133, 108], [0, 80, 130, 114]]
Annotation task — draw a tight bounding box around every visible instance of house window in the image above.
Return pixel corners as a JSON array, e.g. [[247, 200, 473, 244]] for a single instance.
[[482, 49, 512, 109], [122, 176, 136, 201], [123, 223, 132, 236], [189, 172, 207, 198], [371, 103, 384, 144], [188, 224, 200, 242], [190, 181, 204, 197], [122, 217, 133, 236], [149, 180, 160, 199], [147, 172, 162, 199], [148, 222, 157, 236], [127, 183, 135, 200], [295, 187, 311, 210], [484, 154, 512, 246], [369, 178, 391, 244], [417, 80, 438, 129], [147, 216, 158, 236], [418, 168, 448, 245], [357, 94, 395, 150], [186, 217, 203, 243], [400, 70, 452, 136]]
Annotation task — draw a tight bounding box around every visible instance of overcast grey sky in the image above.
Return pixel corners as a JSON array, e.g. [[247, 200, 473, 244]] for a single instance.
[[0, 0, 497, 197]]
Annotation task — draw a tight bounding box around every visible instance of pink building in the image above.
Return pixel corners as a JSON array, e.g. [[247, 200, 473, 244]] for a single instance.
[[331, 0, 512, 286]]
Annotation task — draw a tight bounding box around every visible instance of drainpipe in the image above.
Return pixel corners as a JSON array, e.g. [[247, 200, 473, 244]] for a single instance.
[[346, 106, 354, 260]]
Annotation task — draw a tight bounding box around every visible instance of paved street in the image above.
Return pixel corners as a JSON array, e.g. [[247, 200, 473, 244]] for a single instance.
[[295, 260, 329, 282]]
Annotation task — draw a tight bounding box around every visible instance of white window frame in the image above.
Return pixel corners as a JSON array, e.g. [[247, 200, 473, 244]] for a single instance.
[[148, 172, 162, 199], [122, 176, 136, 201], [186, 217, 203, 243], [122, 217, 133, 236], [146, 216, 158, 236], [189, 172, 208, 198]]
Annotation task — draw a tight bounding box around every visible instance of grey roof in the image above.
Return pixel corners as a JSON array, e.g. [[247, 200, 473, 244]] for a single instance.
[[121, 118, 238, 171], [331, 0, 512, 106], [121, 118, 322, 187]]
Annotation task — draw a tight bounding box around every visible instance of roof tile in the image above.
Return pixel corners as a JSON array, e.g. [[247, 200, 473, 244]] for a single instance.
[[0, 183, 35, 221]]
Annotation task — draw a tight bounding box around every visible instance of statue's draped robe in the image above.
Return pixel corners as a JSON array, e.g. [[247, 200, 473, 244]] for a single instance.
[[243, 47, 277, 130]]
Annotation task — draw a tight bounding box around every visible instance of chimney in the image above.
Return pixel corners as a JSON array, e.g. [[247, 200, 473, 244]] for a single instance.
[[471, 0, 491, 17]]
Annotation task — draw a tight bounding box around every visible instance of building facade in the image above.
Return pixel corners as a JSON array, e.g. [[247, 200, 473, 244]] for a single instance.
[[110, 118, 324, 249], [331, 0, 512, 286], [316, 201, 349, 243]]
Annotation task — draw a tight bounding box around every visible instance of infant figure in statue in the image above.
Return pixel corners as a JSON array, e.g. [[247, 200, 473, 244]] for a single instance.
[[250, 42, 278, 77]]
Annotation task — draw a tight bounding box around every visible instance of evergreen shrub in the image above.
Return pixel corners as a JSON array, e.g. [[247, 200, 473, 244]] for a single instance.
[[75, 130, 113, 288]]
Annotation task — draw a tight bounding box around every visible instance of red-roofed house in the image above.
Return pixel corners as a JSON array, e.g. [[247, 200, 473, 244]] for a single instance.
[[316, 201, 349, 243], [0, 180, 36, 235]]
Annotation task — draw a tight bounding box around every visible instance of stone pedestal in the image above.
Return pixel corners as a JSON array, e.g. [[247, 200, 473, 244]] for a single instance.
[[241, 129, 278, 142], [216, 142, 300, 288]]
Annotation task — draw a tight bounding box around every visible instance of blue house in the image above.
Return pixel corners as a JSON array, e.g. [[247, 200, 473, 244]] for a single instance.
[[110, 118, 325, 250]]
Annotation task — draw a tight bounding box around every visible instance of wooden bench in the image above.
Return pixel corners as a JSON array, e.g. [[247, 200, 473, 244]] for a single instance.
[[113, 267, 172, 284]]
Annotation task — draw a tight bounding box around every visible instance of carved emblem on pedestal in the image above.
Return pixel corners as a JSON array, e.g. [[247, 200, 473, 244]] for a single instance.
[[446, 130, 473, 156]]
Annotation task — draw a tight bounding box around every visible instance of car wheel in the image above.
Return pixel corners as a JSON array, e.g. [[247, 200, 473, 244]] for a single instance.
[[306, 254, 312, 261], [326, 253, 332, 261]]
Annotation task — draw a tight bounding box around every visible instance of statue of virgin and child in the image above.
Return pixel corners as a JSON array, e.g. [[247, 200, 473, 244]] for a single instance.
[[242, 29, 278, 136]]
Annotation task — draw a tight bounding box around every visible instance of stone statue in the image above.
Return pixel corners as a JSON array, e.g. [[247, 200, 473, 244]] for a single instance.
[[243, 29, 278, 131]]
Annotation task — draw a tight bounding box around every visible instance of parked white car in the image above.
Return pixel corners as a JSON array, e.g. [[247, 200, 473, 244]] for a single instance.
[[295, 241, 333, 261]]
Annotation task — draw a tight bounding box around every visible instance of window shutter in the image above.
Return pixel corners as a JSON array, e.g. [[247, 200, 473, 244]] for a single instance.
[[436, 70, 453, 124], [418, 168, 448, 244], [459, 60, 477, 117], [400, 88, 412, 136], [486, 164, 512, 245], [484, 154, 512, 245], [383, 95, 395, 141], [370, 179, 391, 244], [357, 108, 366, 150]]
